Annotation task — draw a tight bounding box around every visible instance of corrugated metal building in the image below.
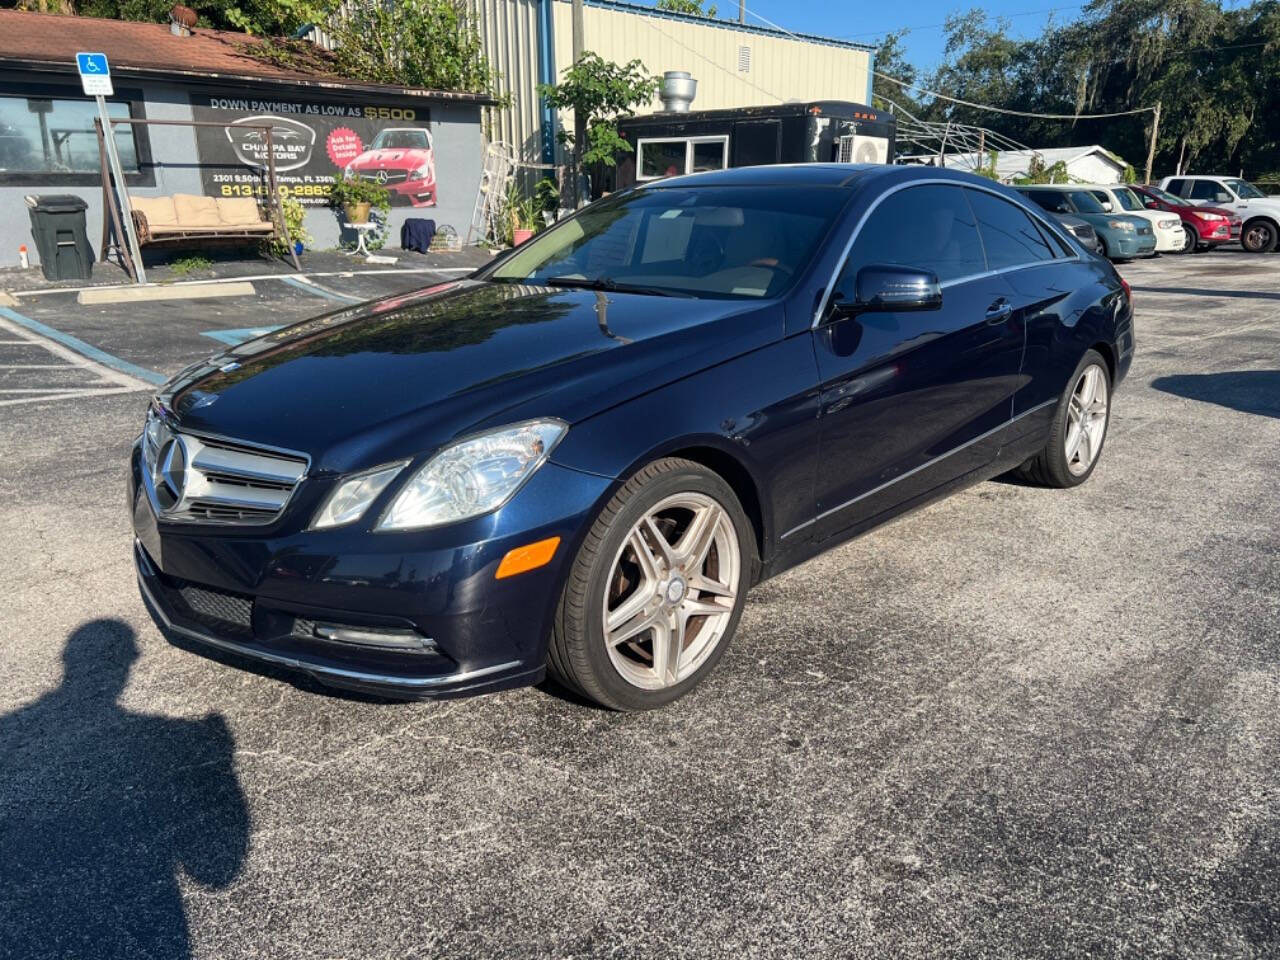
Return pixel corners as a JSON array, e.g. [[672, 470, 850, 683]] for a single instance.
[[470, 0, 875, 168]]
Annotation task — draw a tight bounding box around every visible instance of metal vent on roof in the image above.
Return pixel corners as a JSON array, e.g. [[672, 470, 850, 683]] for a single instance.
[[738, 46, 751, 73]]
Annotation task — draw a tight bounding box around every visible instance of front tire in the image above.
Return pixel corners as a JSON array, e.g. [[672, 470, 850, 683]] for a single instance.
[[547, 458, 753, 711], [1014, 350, 1112, 488], [1241, 218, 1278, 253], [1179, 223, 1198, 254]]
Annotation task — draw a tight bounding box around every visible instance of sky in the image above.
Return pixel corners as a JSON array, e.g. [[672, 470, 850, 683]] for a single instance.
[[737, 0, 1079, 70]]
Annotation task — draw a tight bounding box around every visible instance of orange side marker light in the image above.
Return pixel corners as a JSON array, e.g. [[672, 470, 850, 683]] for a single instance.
[[495, 536, 561, 579]]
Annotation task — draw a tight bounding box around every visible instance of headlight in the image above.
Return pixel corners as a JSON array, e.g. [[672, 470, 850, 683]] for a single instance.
[[412, 162, 432, 180], [1192, 211, 1225, 221], [1160, 218, 1181, 229], [1108, 220, 1135, 232], [311, 462, 407, 530], [377, 419, 567, 531]]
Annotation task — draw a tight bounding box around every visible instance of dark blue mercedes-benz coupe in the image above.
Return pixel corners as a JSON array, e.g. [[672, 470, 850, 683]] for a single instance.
[[131, 164, 1134, 710]]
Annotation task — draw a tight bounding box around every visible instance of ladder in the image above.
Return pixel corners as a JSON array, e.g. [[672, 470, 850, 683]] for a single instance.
[[466, 142, 514, 245]]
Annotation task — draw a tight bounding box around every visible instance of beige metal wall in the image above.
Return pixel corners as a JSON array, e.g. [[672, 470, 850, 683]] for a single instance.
[[469, 0, 547, 165], [550, 1, 871, 113]]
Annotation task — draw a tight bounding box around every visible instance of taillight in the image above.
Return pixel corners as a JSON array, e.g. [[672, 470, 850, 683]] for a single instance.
[[1120, 277, 1132, 304]]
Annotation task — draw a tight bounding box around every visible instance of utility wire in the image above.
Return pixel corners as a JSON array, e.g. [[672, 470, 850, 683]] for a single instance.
[[739, 3, 1157, 120], [873, 71, 1156, 119]]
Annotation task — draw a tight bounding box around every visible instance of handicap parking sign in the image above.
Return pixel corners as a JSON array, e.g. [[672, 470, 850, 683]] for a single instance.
[[76, 52, 113, 96]]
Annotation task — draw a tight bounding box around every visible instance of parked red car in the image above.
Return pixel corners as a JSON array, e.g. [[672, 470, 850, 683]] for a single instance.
[[1133, 184, 1239, 252], [343, 128, 437, 207]]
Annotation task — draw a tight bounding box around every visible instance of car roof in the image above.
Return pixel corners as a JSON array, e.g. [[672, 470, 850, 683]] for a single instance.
[[647, 163, 1023, 192]]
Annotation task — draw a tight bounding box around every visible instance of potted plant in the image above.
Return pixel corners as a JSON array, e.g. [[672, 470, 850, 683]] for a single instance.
[[505, 183, 541, 246], [329, 173, 391, 224]]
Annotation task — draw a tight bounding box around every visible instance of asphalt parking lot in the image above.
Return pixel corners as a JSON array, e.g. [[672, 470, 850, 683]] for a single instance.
[[1, 250, 1278, 959]]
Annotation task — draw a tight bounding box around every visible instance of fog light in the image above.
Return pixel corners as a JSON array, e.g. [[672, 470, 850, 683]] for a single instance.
[[314, 624, 435, 651]]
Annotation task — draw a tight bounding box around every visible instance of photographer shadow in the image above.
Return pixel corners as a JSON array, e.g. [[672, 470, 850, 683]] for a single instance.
[[0, 619, 249, 959]]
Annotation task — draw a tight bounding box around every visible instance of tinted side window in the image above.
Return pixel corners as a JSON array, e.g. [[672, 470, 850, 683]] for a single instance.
[[1166, 178, 1188, 197], [1189, 180, 1232, 203], [844, 184, 985, 284], [967, 189, 1056, 268]]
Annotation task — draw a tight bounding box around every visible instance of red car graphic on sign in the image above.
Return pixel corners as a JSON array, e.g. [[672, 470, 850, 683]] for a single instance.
[[343, 128, 436, 207]]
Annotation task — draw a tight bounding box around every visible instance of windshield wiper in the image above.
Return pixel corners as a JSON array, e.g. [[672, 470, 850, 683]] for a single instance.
[[543, 276, 694, 298]]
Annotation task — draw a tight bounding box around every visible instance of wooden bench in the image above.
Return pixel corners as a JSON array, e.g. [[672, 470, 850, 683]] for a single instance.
[[129, 194, 277, 247]]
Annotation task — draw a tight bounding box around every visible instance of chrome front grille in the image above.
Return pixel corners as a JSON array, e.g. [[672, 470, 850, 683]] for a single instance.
[[143, 410, 308, 526]]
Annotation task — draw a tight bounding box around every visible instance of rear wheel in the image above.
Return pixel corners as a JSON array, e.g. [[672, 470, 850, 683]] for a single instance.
[[1241, 218, 1277, 253], [547, 458, 753, 711], [1013, 350, 1112, 488]]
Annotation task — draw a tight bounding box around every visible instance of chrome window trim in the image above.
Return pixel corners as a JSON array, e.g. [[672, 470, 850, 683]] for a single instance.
[[780, 397, 1059, 540], [811, 178, 1081, 328], [635, 135, 730, 182]]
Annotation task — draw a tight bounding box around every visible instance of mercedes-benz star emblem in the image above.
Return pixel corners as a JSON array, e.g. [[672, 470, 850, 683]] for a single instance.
[[375, 169, 389, 184], [153, 436, 188, 511]]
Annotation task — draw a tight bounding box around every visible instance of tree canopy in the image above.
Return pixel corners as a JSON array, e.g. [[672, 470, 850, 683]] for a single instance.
[[874, 0, 1280, 179]]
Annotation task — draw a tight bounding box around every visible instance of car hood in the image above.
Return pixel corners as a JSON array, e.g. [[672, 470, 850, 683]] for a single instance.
[[351, 148, 430, 166], [1075, 212, 1149, 231], [161, 280, 780, 474]]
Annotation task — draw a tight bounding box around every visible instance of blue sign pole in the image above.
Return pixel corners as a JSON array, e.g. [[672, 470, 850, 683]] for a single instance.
[[77, 52, 146, 283]]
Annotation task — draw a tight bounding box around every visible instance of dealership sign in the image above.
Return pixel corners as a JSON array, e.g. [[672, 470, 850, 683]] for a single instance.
[[192, 95, 437, 208]]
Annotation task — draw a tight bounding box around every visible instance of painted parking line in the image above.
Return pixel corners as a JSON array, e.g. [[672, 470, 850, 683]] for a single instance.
[[0, 307, 166, 386], [202, 326, 283, 346], [0, 311, 159, 407]]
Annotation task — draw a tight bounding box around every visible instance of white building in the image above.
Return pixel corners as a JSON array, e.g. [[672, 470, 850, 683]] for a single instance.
[[932, 145, 1131, 184]]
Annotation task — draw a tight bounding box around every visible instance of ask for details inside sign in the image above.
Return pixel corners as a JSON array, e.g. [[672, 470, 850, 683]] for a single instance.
[[191, 95, 439, 208]]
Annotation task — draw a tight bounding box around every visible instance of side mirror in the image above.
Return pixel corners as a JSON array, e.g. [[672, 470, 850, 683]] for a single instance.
[[1099, 200, 1113, 212], [831, 265, 943, 318]]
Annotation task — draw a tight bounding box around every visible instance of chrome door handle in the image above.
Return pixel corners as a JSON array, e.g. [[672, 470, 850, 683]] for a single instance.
[[985, 300, 1013, 324]]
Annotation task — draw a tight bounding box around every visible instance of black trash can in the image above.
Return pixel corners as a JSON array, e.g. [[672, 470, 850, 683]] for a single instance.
[[25, 194, 93, 281]]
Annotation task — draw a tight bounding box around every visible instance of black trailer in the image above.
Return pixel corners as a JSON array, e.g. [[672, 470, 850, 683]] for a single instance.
[[610, 101, 896, 191]]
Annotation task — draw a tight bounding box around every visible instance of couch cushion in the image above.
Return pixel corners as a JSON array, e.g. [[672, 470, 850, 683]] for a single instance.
[[216, 197, 267, 226], [130, 195, 177, 227], [172, 194, 222, 228]]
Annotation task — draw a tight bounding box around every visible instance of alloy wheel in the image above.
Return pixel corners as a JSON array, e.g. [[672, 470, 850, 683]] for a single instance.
[[602, 492, 741, 690], [1064, 363, 1109, 476]]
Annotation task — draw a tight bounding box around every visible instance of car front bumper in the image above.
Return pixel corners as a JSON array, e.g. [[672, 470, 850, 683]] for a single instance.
[[1106, 233, 1156, 258], [130, 439, 613, 699], [390, 177, 435, 206]]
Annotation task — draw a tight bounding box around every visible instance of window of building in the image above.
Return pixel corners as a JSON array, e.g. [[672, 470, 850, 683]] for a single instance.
[[731, 120, 779, 167], [0, 95, 143, 180], [636, 136, 728, 180], [966, 188, 1057, 268]]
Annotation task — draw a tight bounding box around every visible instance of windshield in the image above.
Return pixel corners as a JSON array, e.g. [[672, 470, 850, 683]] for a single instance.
[[371, 130, 430, 150], [1067, 190, 1106, 214], [1112, 188, 1144, 211], [483, 186, 845, 299], [1144, 186, 1180, 205], [1225, 178, 1266, 199]]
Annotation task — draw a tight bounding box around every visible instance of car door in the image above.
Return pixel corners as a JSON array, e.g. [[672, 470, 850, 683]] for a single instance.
[[808, 183, 1023, 542], [965, 187, 1077, 443]]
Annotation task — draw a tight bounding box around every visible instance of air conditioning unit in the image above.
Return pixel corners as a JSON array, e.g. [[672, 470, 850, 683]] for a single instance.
[[838, 134, 889, 165]]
